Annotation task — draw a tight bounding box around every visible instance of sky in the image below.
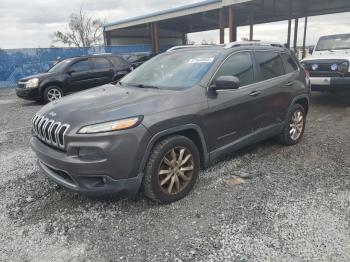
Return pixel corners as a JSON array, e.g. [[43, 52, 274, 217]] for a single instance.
[[0, 0, 350, 49]]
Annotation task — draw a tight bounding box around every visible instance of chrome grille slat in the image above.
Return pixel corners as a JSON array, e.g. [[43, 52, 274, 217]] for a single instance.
[[37, 117, 46, 138], [34, 115, 42, 135], [32, 114, 70, 150], [44, 120, 54, 142], [54, 122, 62, 147], [39, 118, 48, 139]]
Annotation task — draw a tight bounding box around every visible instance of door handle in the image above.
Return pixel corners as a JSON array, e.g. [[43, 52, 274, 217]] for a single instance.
[[249, 91, 261, 97], [284, 81, 293, 87]]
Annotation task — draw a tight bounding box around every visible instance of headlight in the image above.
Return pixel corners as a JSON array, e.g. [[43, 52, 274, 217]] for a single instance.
[[78, 116, 142, 134], [25, 78, 39, 88], [338, 62, 349, 73]]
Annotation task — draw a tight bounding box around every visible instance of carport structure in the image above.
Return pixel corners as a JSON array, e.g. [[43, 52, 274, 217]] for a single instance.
[[103, 0, 350, 55]]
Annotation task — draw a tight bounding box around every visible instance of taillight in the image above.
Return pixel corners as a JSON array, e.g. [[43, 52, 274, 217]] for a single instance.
[[305, 70, 310, 79]]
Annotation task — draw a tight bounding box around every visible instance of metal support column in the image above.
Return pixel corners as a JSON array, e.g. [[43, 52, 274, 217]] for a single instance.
[[287, 19, 292, 48], [219, 8, 225, 44], [151, 22, 160, 54], [249, 9, 254, 41], [182, 32, 187, 45], [286, 0, 293, 49], [293, 18, 299, 53], [228, 6, 237, 42], [302, 17, 308, 58], [103, 31, 111, 46]]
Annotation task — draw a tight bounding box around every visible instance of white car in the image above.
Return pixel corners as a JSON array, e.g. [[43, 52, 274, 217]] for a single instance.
[[301, 34, 350, 93]]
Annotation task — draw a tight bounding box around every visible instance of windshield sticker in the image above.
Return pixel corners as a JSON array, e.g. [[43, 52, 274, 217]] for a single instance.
[[188, 58, 214, 64]]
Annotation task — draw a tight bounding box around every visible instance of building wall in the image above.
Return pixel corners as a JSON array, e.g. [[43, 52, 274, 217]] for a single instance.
[[110, 37, 183, 46]]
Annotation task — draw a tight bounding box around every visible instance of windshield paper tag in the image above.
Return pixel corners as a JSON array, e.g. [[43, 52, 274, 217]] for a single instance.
[[188, 58, 214, 64]]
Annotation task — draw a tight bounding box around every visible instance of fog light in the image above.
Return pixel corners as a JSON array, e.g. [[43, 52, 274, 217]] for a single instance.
[[78, 147, 106, 161]]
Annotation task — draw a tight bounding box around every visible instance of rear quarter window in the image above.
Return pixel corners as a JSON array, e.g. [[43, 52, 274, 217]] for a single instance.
[[255, 51, 285, 81], [281, 53, 299, 73], [108, 56, 130, 68]]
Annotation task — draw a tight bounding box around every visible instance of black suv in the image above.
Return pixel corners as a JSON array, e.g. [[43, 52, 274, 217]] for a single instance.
[[30, 42, 310, 203], [16, 54, 131, 103]]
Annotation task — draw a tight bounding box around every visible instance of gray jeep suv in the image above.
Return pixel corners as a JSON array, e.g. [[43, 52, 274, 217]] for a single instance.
[[30, 42, 310, 203]]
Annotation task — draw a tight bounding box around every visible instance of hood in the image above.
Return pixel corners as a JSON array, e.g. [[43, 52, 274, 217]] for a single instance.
[[303, 49, 350, 62], [36, 84, 202, 130], [20, 72, 55, 82]]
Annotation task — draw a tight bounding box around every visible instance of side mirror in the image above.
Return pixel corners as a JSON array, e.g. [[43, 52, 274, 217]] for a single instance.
[[212, 76, 240, 90]]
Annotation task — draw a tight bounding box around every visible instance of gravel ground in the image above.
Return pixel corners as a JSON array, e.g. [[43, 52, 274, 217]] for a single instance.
[[0, 89, 350, 261]]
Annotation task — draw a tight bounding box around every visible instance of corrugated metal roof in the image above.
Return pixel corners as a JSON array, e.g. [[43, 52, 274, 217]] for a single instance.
[[104, 0, 221, 29], [104, 0, 251, 31]]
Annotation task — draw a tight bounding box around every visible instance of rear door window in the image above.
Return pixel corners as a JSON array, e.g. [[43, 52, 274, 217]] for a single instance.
[[90, 57, 112, 69], [214, 52, 256, 87], [255, 51, 285, 81], [281, 53, 299, 73]]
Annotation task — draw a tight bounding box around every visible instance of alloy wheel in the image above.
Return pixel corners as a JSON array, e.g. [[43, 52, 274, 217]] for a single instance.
[[47, 88, 62, 102], [158, 147, 194, 195], [289, 110, 304, 141]]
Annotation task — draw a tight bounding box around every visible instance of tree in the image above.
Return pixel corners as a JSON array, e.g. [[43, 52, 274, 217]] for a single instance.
[[52, 8, 103, 47]]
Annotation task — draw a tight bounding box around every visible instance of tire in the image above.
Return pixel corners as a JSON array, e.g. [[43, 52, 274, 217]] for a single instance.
[[142, 135, 200, 203], [277, 104, 306, 146], [44, 86, 63, 103]]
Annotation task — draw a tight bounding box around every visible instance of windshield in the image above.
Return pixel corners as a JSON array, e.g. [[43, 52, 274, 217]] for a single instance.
[[315, 34, 350, 51], [48, 59, 72, 73], [120, 51, 219, 90]]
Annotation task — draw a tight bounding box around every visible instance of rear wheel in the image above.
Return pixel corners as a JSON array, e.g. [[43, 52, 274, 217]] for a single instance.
[[44, 86, 63, 103], [277, 104, 306, 145], [142, 135, 200, 203]]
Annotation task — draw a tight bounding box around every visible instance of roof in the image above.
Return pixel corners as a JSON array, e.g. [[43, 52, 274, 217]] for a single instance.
[[104, 0, 251, 31]]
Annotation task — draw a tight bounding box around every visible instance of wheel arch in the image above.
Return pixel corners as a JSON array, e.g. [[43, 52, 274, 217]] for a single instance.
[[294, 97, 309, 115], [139, 124, 209, 173], [40, 82, 64, 96], [289, 94, 310, 115]]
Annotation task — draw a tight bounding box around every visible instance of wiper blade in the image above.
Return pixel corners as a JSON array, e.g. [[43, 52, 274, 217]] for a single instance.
[[134, 84, 159, 89]]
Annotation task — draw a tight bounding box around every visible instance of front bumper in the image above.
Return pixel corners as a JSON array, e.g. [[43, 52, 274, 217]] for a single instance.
[[30, 124, 151, 196], [310, 77, 350, 92], [16, 87, 41, 100]]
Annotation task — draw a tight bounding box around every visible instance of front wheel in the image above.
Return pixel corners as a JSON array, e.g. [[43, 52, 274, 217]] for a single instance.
[[142, 135, 200, 203], [44, 86, 63, 103], [277, 104, 306, 146]]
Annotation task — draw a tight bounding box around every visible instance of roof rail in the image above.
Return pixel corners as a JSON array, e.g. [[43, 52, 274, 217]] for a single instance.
[[225, 41, 284, 49], [167, 44, 222, 52], [91, 53, 113, 55]]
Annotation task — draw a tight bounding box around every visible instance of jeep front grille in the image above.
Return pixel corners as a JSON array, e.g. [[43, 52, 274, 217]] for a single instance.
[[32, 114, 70, 150]]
